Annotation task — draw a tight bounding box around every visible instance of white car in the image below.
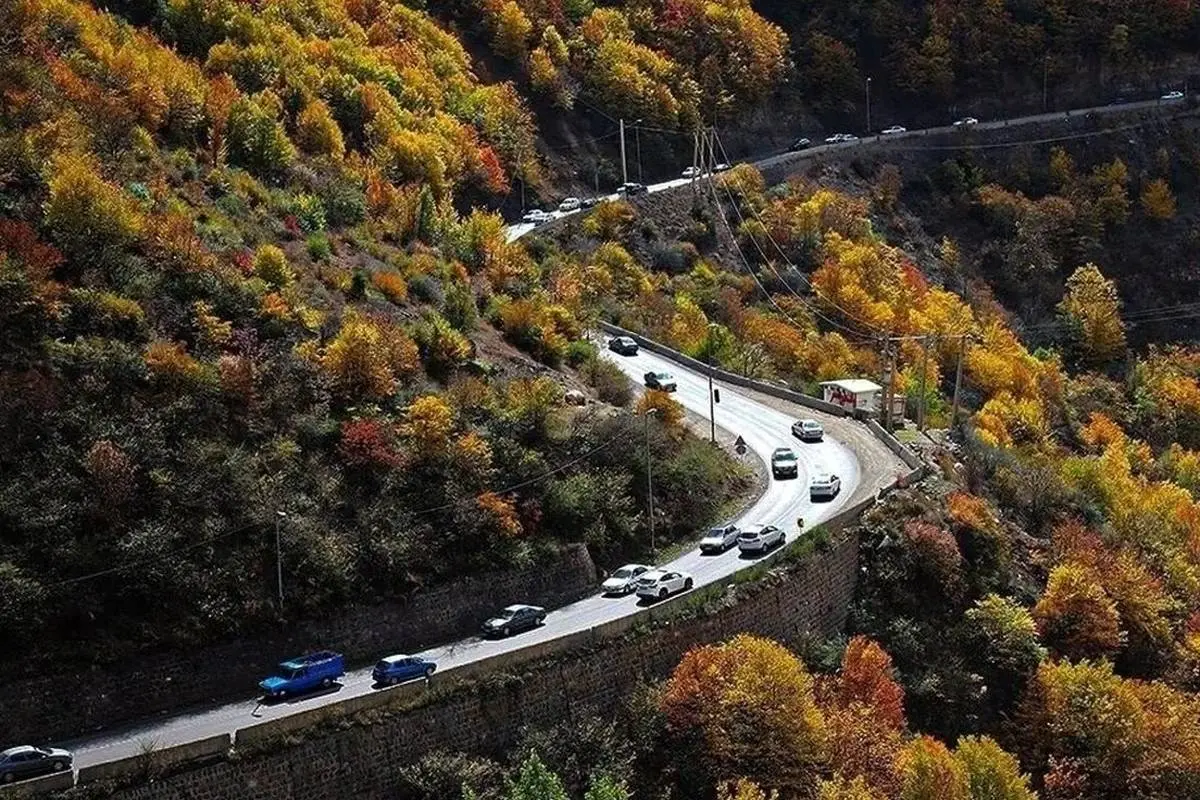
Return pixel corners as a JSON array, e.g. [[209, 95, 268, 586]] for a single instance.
[[713, 163, 732, 172], [601, 564, 652, 595], [522, 209, 552, 224], [881, 125, 907, 135], [810, 472, 842, 500], [681, 166, 702, 179], [558, 197, 581, 212], [737, 523, 785, 553], [791, 419, 824, 442], [635, 569, 694, 601], [824, 133, 856, 144], [1161, 91, 1184, 101], [699, 523, 741, 554], [953, 117, 979, 127]]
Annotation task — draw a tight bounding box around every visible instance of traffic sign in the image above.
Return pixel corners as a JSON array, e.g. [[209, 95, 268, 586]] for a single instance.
[[734, 435, 746, 455]]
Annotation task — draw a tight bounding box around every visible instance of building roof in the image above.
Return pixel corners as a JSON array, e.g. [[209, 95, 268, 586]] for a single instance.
[[820, 379, 882, 393]]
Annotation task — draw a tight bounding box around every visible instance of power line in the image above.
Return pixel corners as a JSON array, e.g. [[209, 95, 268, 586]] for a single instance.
[[712, 129, 894, 339]]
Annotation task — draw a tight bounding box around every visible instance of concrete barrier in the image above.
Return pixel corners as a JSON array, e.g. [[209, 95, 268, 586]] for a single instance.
[[235, 702, 350, 750], [76, 733, 231, 785], [598, 322, 847, 416], [76, 752, 151, 786], [337, 679, 428, 717], [864, 420, 924, 471], [0, 771, 74, 796]]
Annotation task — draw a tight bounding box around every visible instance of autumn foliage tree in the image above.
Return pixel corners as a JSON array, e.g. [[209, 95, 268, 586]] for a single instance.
[[1056, 264, 1125, 366], [660, 635, 826, 793]]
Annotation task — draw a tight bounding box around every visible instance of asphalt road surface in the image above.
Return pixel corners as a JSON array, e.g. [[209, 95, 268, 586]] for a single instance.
[[506, 94, 1187, 241], [66, 343, 859, 769]]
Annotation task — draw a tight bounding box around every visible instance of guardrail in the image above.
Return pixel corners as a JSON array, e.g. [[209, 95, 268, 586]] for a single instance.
[[598, 322, 848, 417], [597, 321, 932, 475]]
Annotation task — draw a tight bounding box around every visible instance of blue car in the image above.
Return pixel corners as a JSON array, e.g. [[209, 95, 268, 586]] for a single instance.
[[259, 651, 345, 699], [372, 654, 437, 686]]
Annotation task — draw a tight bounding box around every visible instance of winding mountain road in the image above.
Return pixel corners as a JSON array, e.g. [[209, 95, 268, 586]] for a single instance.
[[506, 94, 1190, 241], [44, 90, 1192, 778], [65, 342, 871, 770]]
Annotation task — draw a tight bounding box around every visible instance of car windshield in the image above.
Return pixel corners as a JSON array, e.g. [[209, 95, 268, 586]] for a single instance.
[[613, 567, 633, 578], [499, 608, 519, 618], [706, 528, 727, 537], [773, 450, 795, 460]]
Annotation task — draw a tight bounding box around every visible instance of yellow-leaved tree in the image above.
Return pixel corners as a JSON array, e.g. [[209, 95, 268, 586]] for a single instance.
[[1056, 263, 1126, 366]]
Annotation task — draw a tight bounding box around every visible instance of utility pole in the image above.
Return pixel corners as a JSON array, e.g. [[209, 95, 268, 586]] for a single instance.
[[644, 407, 658, 561], [635, 119, 643, 183], [918, 335, 931, 432], [866, 76, 873, 134], [1043, 56, 1049, 112], [950, 334, 968, 430], [885, 341, 898, 432], [878, 337, 891, 428], [274, 510, 287, 611], [707, 323, 718, 443], [619, 118, 627, 186]]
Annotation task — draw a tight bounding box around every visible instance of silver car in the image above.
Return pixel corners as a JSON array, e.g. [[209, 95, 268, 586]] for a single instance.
[[601, 564, 651, 595], [792, 419, 824, 442], [700, 524, 741, 553], [810, 472, 842, 500]]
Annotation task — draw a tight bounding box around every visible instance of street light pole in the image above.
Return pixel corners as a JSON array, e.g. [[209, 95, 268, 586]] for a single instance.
[[866, 76, 872, 134], [644, 407, 658, 561], [274, 510, 287, 611]]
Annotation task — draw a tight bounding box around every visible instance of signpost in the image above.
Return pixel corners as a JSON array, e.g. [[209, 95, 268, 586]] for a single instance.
[[734, 435, 746, 455]]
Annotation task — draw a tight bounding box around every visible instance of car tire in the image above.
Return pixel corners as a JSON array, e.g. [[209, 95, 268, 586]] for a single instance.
[[425, 666, 435, 678], [53, 762, 66, 772], [658, 588, 667, 600], [502, 626, 511, 637], [684, 578, 693, 590], [2, 773, 13, 784], [321, 677, 332, 688]]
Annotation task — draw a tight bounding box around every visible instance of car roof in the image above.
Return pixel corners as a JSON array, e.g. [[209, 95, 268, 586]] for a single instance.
[[2, 746, 38, 757], [742, 523, 767, 533], [812, 473, 835, 481], [504, 604, 534, 612], [773, 447, 795, 455], [641, 568, 667, 578], [382, 654, 412, 663]]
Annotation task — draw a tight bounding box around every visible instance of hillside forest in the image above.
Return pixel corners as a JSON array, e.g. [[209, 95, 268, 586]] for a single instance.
[[4, 0, 1200, 798]]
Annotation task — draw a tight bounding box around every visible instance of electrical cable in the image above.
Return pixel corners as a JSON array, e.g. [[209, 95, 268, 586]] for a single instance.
[[712, 129, 897, 340]]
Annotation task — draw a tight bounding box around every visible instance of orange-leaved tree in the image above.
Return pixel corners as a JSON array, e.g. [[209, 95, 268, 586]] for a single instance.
[[818, 637, 906, 794], [660, 635, 826, 793]]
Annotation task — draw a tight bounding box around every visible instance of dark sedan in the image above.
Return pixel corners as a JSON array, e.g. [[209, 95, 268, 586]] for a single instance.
[[481, 604, 547, 638], [608, 336, 639, 356], [1, 746, 73, 784]]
